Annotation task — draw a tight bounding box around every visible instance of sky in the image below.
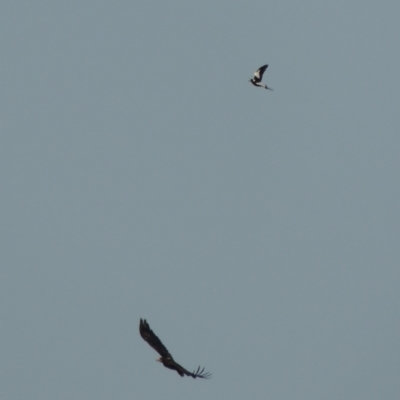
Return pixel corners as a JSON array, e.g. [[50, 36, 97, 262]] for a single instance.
[[1, 1, 400, 399]]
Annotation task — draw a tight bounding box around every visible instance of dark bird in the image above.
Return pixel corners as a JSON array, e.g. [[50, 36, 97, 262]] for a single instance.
[[139, 318, 212, 379], [249, 64, 273, 90]]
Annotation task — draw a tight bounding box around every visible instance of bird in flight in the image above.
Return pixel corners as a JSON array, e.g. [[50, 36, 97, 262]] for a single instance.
[[249, 64, 273, 90], [139, 318, 212, 379]]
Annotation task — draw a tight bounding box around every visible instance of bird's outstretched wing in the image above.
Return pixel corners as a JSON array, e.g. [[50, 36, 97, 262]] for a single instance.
[[187, 365, 212, 379], [174, 363, 212, 379], [253, 64, 268, 82], [139, 318, 172, 359]]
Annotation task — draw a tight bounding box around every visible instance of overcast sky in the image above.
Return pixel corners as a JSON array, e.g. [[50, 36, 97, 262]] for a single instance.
[[2, 1, 400, 399]]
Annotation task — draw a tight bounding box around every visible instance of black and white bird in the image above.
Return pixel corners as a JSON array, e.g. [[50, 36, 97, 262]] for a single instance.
[[249, 64, 273, 90]]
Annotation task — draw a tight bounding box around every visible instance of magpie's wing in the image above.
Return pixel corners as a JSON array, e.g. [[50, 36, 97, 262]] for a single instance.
[[253, 64, 268, 82]]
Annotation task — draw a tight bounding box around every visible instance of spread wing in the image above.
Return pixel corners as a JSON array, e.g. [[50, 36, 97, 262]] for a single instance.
[[171, 361, 212, 379], [185, 365, 212, 379], [253, 64, 268, 82], [139, 318, 172, 359]]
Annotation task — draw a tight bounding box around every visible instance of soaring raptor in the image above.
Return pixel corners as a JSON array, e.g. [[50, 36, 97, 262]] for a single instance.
[[139, 318, 212, 379]]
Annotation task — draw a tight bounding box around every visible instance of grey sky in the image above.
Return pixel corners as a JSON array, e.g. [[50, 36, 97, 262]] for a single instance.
[[2, 1, 400, 399]]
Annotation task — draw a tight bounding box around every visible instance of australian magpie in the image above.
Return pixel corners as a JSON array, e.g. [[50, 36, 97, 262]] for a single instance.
[[249, 64, 273, 90]]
